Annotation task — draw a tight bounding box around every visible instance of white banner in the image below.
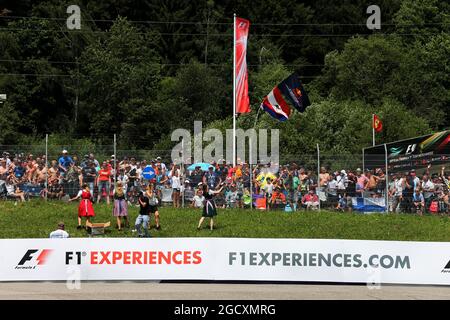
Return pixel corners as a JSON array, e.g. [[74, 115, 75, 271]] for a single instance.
[[0, 238, 449, 285]]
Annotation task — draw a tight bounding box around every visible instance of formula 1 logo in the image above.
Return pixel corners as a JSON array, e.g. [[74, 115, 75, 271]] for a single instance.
[[16, 249, 53, 269]]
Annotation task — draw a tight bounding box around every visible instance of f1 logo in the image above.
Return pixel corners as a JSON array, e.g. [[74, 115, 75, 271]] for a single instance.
[[405, 144, 416, 155], [18, 249, 52, 266]]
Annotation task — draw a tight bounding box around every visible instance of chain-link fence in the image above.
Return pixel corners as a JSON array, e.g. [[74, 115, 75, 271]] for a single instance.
[[1, 137, 449, 215]]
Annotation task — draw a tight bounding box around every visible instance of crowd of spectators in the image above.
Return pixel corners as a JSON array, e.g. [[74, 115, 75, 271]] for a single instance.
[[0, 149, 449, 215]]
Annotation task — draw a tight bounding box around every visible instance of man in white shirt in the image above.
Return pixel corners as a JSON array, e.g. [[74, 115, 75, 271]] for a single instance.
[[49, 222, 69, 239], [156, 157, 167, 172], [391, 174, 404, 212], [421, 174, 435, 213]]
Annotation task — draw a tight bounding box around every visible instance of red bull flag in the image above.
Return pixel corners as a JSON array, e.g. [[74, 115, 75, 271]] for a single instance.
[[260, 73, 311, 121], [235, 17, 250, 114]]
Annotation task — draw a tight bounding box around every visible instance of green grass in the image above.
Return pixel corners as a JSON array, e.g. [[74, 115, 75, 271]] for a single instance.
[[0, 200, 449, 241]]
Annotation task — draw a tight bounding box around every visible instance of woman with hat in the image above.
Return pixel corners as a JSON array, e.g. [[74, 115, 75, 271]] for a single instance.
[[197, 183, 225, 231], [69, 183, 95, 229]]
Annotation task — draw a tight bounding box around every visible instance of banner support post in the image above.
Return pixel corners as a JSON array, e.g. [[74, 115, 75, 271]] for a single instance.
[[45, 134, 48, 201], [113, 134, 117, 185], [362, 148, 365, 172], [182, 138, 185, 208], [232, 13, 237, 168], [384, 143, 389, 213], [372, 114, 375, 147], [317, 143, 321, 211], [249, 137, 253, 210]]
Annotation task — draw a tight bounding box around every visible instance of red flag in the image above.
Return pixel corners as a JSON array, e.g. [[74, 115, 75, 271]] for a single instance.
[[235, 17, 250, 114], [373, 114, 383, 132]]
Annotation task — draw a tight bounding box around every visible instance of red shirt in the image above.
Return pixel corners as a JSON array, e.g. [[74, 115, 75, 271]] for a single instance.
[[302, 193, 318, 203], [98, 169, 111, 181]]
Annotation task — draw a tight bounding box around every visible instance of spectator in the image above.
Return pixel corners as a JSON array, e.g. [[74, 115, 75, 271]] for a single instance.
[[49, 222, 69, 239], [263, 178, 274, 202], [401, 172, 414, 213], [189, 165, 203, 188], [271, 186, 286, 210], [2, 152, 11, 168], [33, 162, 47, 185], [301, 189, 319, 210], [0, 158, 7, 182], [47, 177, 64, 200], [69, 183, 95, 229], [366, 169, 381, 195], [203, 165, 220, 190], [192, 188, 205, 208], [355, 168, 368, 196], [135, 185, 159, 236], [183, 179, 195, 203], [112, 182, 129, 231], [81, 161, 97, 197], [319, 167, 330, 192], [89, 153, 100, 170], [66, 162, 82, 198], [116, 168, 129, 194], [327, 173, 338, 206], [170, 165, 181, 208], [412, 188, 425, 215], [391, 173, 404, 213], [58, 150, 74, 177], [48, 160, 59, 182], [421, 174, 435, 214], [80, 155, 90, 169], [225, 184, 238, 208], [6, 170, 26, 202], [156, 156, 167, 172], [96, 162, 112, 205], [24, 158, 37, 183], [197, 183, 225, 231], [236, 177, 244, 208]]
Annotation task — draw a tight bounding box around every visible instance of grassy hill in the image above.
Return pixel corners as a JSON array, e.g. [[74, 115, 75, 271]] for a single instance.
[[0, 200, 449, 241]]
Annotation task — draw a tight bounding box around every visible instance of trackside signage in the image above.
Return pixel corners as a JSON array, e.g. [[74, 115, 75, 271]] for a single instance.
[[0, 238, 449, 285]]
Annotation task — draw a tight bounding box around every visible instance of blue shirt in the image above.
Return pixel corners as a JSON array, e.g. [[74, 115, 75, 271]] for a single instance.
[[58, 156, 74, 171], [413, 193, 424, 202]]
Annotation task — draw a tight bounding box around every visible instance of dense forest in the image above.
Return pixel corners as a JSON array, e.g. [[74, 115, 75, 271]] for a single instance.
[[0, 0, 449, 156]]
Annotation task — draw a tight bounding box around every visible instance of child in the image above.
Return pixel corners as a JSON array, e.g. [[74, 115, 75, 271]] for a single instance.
[[412, 188, 425, 216], [192, 189, 205, 208]]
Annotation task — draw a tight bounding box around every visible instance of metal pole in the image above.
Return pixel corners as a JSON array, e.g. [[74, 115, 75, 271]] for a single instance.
[[249, 137, 253, 210], [362, 148, 365, 172], [372, 114, 375, 147], [113, 134, 117, 185], [317, 143, 321, 211], [232, 13, 236, 168], [182, 138, 185, 208], [384, 143, 389, 213], [45, 134, 48, 201]]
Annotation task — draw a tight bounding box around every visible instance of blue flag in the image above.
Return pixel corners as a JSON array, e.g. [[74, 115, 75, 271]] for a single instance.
[[277, 73, 311, 112]]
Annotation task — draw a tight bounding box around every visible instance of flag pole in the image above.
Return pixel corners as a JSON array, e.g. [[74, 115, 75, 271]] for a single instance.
[[372, 114, 375, 146], [232, 13, 237, 168]]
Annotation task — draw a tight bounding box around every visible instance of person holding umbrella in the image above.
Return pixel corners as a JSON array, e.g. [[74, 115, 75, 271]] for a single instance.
[[197, 182, 225, 231]]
